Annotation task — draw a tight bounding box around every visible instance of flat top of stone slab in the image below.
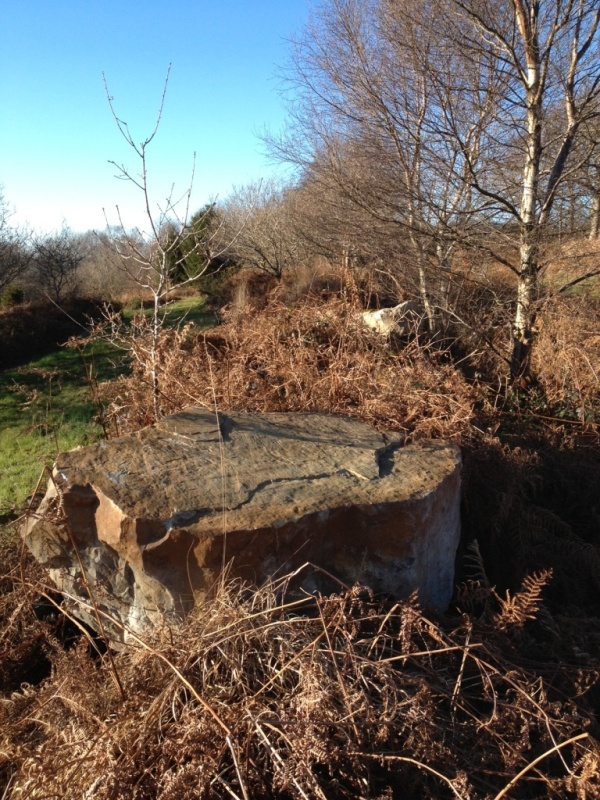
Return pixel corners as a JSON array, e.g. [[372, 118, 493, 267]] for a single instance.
[[52, 409, 459, 529]]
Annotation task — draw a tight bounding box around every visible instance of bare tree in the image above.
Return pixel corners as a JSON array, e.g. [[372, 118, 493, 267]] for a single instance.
[[222, 180, 302, 279], [272, 0, 600, 376], [102, 66, 232, 418], [33, 225, 86, 303], [268, 0, 493, 329], [77, 230, 143, 300], [0, 191, 32, 296]]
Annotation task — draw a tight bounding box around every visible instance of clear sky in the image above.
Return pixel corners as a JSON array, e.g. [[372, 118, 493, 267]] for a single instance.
[[0, 1, 310, 234]]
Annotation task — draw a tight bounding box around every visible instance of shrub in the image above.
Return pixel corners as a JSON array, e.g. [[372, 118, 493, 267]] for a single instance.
[[0, 284, 24, 307], [100, 293, 478, 440]]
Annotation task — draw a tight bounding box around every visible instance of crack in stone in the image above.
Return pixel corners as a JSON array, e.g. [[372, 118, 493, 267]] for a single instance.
[[162, 468, 374, 533], [376, 441, 405, 478], [227, 468, 373, 513]]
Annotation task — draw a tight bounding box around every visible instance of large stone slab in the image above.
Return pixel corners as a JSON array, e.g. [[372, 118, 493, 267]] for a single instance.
[[23, 409, 461, 642]]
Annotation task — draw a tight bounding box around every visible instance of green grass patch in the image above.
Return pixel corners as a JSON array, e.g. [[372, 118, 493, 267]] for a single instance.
[[0, 340, 127, 514], [0, 295, 217, 516], [122, 295, 218, 327]]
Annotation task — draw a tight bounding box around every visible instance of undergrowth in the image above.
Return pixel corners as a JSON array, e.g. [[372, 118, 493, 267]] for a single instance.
[[2, 284, 599, 798], [93, 289, 599, 441], [98, 296, 478, 440], [1, 543, 599, 799], [532, 294, 600, 424], [88, 288, 600, 610]]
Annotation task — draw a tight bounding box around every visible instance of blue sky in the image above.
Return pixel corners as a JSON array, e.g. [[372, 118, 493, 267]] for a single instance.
[[0, 1, 310, 234]]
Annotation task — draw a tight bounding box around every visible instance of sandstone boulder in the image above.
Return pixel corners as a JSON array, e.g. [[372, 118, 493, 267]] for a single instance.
[[23, 409, 461, 642]]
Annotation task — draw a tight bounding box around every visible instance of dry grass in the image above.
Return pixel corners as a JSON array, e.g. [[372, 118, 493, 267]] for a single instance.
[[98, 294, 478, 441], [533, 294, 600, 423], [2, 545, 599, 799], [3, 268, 600, 798], [542, 237, 600, 296]]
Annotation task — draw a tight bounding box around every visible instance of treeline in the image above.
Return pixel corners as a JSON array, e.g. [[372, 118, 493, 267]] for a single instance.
[[262, 0, 600, 379], [2, 0, 600, 385]]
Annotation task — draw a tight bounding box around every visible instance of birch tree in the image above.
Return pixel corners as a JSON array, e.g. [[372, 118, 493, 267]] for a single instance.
[[450, 0, 600, 376], [275, 0, 600, 376]]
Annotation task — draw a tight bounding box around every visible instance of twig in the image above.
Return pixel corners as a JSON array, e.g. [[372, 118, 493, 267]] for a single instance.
[[203, 336, 228, 570], [41, 291, 90, 333], [379, 643, 483, 663], [213, 775, 244, 800], [558, 269, 600, 292], [492, 733, 589, 800], [451, 625, 472, 715], [226, 736, 249, 800], [254, 721, 319, 800], [250, 631, 326, 700], [354, 753, 467, 799], [316, 596, 361, 743]]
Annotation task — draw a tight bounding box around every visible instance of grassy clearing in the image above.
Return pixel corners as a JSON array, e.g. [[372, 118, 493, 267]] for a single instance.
[[0, 295, 212, 516], [0, 340, 124, 514], [122, 294, 217, 327]]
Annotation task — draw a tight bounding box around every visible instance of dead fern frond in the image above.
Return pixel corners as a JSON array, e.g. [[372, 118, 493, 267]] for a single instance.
[[463, 539, 490, 588], [455, 540, 494, 618], [455, 580, 491, 617], [1, 555, 598, 799], [493, 569, 553, 632], [97, 295, 478, 440]]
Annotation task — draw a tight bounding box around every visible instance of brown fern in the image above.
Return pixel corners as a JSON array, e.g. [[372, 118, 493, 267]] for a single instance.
[[493, 569, 553, 631]]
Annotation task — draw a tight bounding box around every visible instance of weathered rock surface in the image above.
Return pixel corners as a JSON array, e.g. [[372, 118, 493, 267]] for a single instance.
[[23, 409, 461, 642]]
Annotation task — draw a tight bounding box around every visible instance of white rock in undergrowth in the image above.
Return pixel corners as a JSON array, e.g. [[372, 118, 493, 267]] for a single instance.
[[361, 300, 425, 337]]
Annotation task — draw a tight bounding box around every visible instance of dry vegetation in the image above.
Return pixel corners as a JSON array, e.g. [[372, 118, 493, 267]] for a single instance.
[[533, 294, 600, 423], [2, 543, 600, 799], [99, 289, 478, 441], [1, 263, 600, 798], [4, 0, 600, 790]]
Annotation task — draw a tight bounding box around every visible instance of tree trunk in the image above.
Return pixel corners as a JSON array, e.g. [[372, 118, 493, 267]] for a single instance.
[[511, 2, 542, 380], [511, 142, 541, 379], [436, 241, 452, 312], [589, 190, 600, 239], [511, 252, 538, 379], [410, 228, 434, 334]]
